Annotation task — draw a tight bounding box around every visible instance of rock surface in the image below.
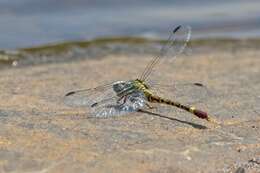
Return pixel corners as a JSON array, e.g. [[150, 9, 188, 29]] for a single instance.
[[0, 42, 260, 173]]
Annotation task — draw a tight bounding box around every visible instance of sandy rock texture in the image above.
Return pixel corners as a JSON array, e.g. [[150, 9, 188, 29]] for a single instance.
[[0, 43, 260, 173]]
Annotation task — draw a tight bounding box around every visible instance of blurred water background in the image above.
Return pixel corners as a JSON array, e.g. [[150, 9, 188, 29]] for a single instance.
[[0, 0, 260, 67]]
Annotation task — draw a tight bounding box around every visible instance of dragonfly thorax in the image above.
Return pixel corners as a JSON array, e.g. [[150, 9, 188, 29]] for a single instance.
[[135, 79, 149, 89], [112, 79, 151, 97]]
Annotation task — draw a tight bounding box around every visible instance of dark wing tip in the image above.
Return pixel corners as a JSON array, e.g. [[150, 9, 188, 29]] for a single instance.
[[173, 25, 182, 33], [194, 83, 204, 87], [91, 102, 98, 107], [65, 91, 76, 96]]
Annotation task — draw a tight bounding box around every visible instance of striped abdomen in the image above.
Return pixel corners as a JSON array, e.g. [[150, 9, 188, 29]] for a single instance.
[[147, 95, 210, 121]]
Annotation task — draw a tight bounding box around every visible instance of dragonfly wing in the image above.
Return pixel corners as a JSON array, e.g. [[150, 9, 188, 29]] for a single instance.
[[64, 82, 117, 107], [172, 83, 212, 104], [91, 91, 147, 118], [140, 25, 191, 82], [148, 82, 212, 105], [64, 81, 147, 118]]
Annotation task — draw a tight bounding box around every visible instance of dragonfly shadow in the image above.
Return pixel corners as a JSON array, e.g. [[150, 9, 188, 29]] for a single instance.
[[139, 109, 207, 130]]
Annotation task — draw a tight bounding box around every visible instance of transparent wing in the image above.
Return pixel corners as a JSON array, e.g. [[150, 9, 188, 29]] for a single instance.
[[139, 81, 211, 116], [90, 91, 147, 118], [139, 25, 191, 82], [148, 82, 212, 105], [64, 82, 147, 118], [64, 82, 117, 107]]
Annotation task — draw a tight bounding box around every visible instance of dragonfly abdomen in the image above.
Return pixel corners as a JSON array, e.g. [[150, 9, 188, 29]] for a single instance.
[[147, 95, 210, 121]]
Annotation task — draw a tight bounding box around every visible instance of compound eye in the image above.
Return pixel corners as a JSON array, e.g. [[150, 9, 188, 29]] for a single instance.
[[118, 83, 125, 88], [113, 82, 126, 92]]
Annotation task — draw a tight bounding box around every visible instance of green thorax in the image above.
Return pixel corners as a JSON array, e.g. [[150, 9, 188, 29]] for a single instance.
[[133, 79, 154, 96]]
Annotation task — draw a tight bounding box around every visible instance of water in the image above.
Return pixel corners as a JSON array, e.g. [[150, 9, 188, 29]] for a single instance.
[[0, 0, 260, 49]]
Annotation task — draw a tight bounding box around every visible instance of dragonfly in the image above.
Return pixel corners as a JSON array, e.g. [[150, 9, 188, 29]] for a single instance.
[[64, 25, 214, 122]]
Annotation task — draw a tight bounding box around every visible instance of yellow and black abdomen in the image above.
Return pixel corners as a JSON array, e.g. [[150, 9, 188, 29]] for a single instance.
[[147, 95, 211, 121]]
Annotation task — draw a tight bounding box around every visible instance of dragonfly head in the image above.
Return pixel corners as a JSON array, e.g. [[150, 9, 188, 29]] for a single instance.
[[112, 81, 132, 93]]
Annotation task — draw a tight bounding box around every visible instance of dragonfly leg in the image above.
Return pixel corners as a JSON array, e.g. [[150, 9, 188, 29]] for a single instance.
[[117, 96, 127, 106], [146, 103, 156, 109]]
